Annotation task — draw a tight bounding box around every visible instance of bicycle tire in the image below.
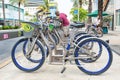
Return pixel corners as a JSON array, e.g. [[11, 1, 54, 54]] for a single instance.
[[74, 32, 87, 40], [11, 38, 45, 72], [74, 35, 102, 63], [96, 28, 103, 37], [51, 33, 59, 45], [74, 37, 113, 75]]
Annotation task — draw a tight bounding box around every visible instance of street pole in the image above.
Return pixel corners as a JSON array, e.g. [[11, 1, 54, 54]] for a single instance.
[[77, 0, 79, 21]]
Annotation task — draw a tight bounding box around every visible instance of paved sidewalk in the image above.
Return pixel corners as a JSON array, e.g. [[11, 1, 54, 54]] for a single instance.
[[0, 51, 120, 80], [101, 30, 120, 55], [0, 30, 120, 80]]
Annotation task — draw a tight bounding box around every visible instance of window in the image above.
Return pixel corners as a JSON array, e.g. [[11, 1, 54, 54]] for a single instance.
[[0, 4, 2, 8], [116, 9, 120, 26], [14, 7, 18, 11], [20, 9, 24, 13], [5, 4, 8, 8]]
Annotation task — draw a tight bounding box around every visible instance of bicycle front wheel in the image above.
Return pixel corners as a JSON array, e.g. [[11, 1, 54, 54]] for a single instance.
[[74, 37, 113, 75], [11, 38, 45, 72]]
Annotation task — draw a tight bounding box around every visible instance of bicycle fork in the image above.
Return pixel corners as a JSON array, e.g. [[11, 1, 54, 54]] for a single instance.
[[25, 35, 39, 58]]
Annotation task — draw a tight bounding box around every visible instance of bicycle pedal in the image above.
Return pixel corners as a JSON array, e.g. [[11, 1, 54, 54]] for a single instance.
[[61, 67, 66, 73], [64, 58, 69, 63], [105, 40, 109, 43]]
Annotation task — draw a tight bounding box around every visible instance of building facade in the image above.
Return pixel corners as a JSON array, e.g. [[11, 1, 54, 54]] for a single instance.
[[24, 0, 57, 21], [114, 0, 120, 30], [0, 0, 24, 26], [93, 0, 120, 31], [48, 2, 57, 17], [24, 0, 44, 21], [106, 0, 120, 31]]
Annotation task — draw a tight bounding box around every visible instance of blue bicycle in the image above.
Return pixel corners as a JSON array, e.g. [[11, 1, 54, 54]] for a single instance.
[[11, 10, 113, 75]]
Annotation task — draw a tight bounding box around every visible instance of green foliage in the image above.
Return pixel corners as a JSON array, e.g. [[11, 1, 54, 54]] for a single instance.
[[18, 31, 22, 37], [70, 8, 88, 22], [0, 26, 20, 30], [14, 26, 19, 29], [103, 16, 112, 22], [30, 17, 37, 22], [25, 11, 29, 16], [0, 27, 3, 30], [2, 26, 10, 30], [10, 0, 26, 5], [37, 0, 49, 12], [71, 0, 88, 8]]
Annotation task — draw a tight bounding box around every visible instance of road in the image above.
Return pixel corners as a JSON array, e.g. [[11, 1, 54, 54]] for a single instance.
[[0, 37, 23, 62]]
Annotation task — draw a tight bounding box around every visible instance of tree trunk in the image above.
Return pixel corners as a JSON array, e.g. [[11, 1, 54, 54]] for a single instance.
[[98, 0, 103, 27], [79, 0, 82, 8], [18, 2, 21, 27], [2, 0, 6, 26], [88, 0, 92, 24]]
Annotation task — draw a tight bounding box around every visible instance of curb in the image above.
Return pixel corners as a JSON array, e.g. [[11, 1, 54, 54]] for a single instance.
[[0, 57, 12, 69], [0, 29, 23, 41]]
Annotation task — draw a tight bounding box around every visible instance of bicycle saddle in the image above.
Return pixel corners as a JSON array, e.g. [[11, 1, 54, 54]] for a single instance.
[[70, 22, 85, 28]]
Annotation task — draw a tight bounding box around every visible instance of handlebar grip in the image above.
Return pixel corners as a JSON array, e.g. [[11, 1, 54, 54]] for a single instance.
[[43, 12, 51, 15], [36, 9, 43, 14]]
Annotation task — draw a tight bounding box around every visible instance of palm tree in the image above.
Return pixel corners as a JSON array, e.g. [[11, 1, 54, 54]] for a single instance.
[[87, 0, 92, 24], [71, 0, 87, 8], [44, 0, 49, 12], [37, 0, 49, 12], [1, 0, 6, 26], [98, 0, 103, 27], [71, 0, 77, 7], [79, 0, 82, 8], [37, 5, 46, 12], [10, 0, 26, 26]]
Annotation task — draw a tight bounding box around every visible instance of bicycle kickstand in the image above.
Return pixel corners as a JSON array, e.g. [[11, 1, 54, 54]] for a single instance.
[[61, 50, 67, 73], [61, 67, 66, 73]]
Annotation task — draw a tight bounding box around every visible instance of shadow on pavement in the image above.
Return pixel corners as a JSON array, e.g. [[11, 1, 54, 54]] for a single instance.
[[110, 45, 120, 56]]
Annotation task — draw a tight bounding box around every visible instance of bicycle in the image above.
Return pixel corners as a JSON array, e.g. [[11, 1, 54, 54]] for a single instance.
[[11, 10, 113, 75], [85, 24, 103, 37]]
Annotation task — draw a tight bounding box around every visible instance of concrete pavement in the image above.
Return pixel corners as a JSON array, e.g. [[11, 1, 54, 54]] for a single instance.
[[0, 51, 120, 80], [100, 30, 120, 55], [0, 30, 120, 80]]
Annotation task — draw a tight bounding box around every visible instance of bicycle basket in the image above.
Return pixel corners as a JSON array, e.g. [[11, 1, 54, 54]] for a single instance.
[[48, 24, 54, 31], [21, 23, 34, 38]]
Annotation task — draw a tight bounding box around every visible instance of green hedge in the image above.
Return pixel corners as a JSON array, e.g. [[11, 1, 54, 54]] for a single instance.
[[0, 26, 20, 30]]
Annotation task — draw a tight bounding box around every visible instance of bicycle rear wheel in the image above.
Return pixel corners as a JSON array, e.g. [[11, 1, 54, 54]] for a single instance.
[[75, 35, 102, 63], [11, 38, 45, 72], [74, 32, 87, 40], [74, 38, 113, 75], [96, 28, 103, 37], [51, 33, 59, 45]]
